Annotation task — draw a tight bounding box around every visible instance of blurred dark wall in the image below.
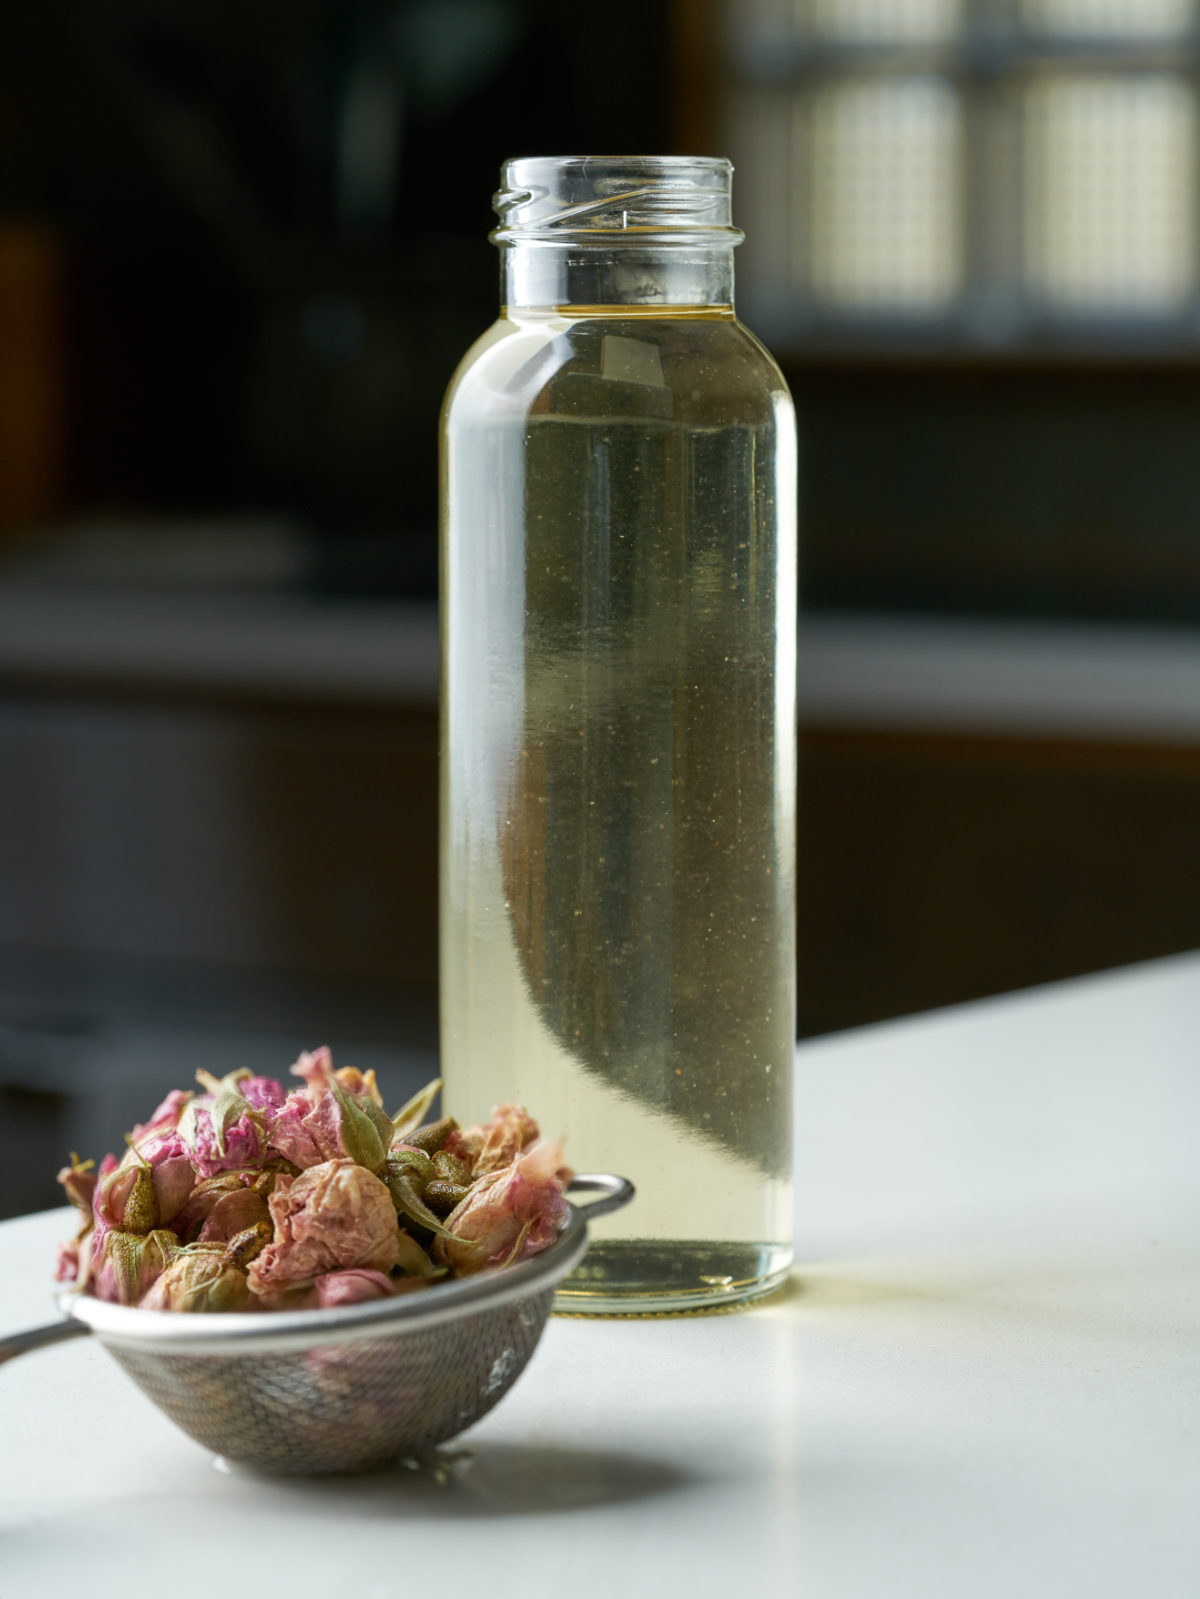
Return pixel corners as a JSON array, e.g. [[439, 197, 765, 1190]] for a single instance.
[[0, 0, 672, 588]]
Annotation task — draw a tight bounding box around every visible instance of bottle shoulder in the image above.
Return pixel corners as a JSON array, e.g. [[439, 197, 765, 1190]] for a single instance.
[[442, 312, 792, 432]]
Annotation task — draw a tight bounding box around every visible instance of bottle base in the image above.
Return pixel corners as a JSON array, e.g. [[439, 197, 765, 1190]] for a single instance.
[[553, 1239, 794, 1316]]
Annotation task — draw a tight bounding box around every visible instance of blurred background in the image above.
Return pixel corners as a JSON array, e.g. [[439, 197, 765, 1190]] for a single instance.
[[6, 0, 1200, 1215]]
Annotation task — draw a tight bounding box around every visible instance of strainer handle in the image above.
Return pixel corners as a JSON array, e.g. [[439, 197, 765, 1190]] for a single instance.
[[0, 1316, 91, 1367], [567, 1173, 635, 1222]]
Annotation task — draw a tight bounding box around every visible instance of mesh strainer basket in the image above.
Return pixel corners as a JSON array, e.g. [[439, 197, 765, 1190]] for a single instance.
[[1, 1174, 632, 1474]]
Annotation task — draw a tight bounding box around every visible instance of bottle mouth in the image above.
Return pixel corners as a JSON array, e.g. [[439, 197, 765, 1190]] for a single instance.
[[492, 155, 743, 247]]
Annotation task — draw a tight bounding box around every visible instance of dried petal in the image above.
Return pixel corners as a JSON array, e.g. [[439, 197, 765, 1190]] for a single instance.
[[470, 1104, 541, 1177], [435, 1139, 568, 1275], [389, 1078, 442, 1142], [54, 1239, 80, 1284], [311, 1269, 395, 1307], [197, 1186, 272, 1244], [140, 1248, 252, 1313], [56, 1154, 97, 1222], [247, 1158, 400, 1293]]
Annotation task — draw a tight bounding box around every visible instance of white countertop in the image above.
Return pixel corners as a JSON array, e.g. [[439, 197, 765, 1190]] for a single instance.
[[3, 953, 1199, 1597]]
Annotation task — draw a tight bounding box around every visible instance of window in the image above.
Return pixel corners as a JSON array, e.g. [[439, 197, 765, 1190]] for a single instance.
[[728, 0, 1200, 347]]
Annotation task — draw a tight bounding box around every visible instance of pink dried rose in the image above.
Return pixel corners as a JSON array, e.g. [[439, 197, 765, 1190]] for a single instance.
[[247, 1158, 401, 1294], [54, 1239, 80, 1283], [466, 1103, 542, 1177], [171, 1068, 272, 1181], [436, 1139, 569, 1275], [172, 1171, 256, 1241], [56, 1154, 97, 1222], [239, 1076, 287, 1112], [267, 1051, 394, 1172], [89, 1155, 159, 1273], [309, 1269, 396, 1308], [53, 1064, 571, 1315]]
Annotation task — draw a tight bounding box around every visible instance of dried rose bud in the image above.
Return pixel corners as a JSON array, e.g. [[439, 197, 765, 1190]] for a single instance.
[[93, 1228, 179, 1306], [171, 1172, 248, 1241], [175, 1069, 270, 1180], [436, 1139, 568, 1275], [197, 1185, 271, 1245], [332, 1066, 382, 1106], [470, 1104, 541, 1177], [268, 1068, 394, 1174], [56, 1154, 97, 1222], [139, 1248, 252, 1313], [247, 1158, 400, 1293], [96, 1157, 160, 1238]]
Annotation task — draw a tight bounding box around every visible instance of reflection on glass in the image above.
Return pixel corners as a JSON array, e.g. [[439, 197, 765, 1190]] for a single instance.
[[1024, 0, 1193, 35], [810, 79, 962, 310], [1023, 75, 1195, 311], [804, 0, 962, 42]]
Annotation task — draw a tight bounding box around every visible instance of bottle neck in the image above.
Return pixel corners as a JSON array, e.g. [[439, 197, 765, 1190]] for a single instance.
[[500, 242, 735, 313]]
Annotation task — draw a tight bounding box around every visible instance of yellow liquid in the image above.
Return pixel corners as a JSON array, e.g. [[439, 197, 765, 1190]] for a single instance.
[[440, 309, 796, 1312]]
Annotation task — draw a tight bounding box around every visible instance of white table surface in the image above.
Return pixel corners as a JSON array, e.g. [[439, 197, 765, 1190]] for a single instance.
[[3, 953, 1199, 1598]]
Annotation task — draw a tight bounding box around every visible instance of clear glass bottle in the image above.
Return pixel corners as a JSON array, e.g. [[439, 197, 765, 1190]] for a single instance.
[[439, 156, 796, 1313]]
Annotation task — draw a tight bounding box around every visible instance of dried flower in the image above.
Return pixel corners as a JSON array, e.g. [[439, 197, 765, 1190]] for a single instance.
[[196, 1185, 272, 1245], [140, 1248, 253, 1313], [310, 1269, 396, 1308], [54, 1239, 80, 1284], [92, 1228, 179, 1306], [56, 1154, 97, 1223], [471, 1104, 543, 1177], [53, 1060, 569, 1316], [268, 1053, 394, 1173], [247, 1158, 400, 1293], [436, 1139, 568, 1275]]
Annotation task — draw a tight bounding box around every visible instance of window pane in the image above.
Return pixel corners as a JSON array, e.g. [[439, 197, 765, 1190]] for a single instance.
[[810, 79, 963, 311], [804, 0, 963, 42], [1023, 0, 1193, 36], [1023, 76, 1196, 312]]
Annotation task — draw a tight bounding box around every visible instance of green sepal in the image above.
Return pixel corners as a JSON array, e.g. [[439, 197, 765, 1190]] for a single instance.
[[387, 1145, 436, 1193], [394, 1228, 446, 1280], [390, 1078, 442, 1142], [331, 1084, 390, 1172], [403, 1116, 458, 1155], [385, 1172, 466, 1241], [122, 1162, 160, 1234], [105, 1227, 178, 1305]]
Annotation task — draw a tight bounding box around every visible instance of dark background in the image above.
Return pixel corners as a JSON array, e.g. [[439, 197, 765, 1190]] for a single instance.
[[4, 0, 1200, 1217]]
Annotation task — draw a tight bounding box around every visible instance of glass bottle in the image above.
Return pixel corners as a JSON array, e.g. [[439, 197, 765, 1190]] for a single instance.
[[439, 156, 796, 1313]]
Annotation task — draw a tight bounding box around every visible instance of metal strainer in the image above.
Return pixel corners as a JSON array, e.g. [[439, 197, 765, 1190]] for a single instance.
[[0, 1174, 632, 1474]]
